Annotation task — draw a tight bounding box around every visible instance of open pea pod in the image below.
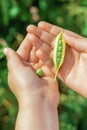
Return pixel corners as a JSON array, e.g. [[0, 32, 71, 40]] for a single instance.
[[53, 31, 66, 80]]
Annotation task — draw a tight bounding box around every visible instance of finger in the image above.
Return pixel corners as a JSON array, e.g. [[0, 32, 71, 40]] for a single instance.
[[38, 22, 87, 51], [17, 33, 32, 61], [3, 48, 23, 71], [29, 60, 45, 78], [41, 65, 54, 77], [38, 21, 81, 38], [38, 21, 87, 52], [27, 25, 55, 45], [33, 60, 44, 70], [38, 21, 63, 36], [30, 61, 54, 77], [63, 31, 87, 52], [30, 60, 44, 71], [36, 49, 53, 69], [27, 33, 52, 53], [30, 64, 54, 77], [29, 46, 39, 63]]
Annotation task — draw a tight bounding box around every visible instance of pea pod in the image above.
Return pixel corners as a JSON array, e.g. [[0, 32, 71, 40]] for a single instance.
[[53, 31, 66, 80]]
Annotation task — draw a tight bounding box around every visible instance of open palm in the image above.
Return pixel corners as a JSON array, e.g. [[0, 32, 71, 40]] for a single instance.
[[16, 33, 59, 106], [26, 21, 87, 98]]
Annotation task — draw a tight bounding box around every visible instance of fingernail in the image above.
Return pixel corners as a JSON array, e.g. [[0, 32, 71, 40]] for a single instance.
[[3, 48, 8, 55], [27, 33, 34, 40]]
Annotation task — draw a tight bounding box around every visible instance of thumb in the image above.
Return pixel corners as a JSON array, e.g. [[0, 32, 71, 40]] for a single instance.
[[3, 47, 23, 71], [63, 31, 87, 52]]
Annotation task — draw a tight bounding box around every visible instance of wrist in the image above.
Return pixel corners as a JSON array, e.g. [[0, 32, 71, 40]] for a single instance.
[[18, 94, 59, 110], [17, 89, 59, 109], [17, 98, 59, 130], [18, 96, 45, 109]]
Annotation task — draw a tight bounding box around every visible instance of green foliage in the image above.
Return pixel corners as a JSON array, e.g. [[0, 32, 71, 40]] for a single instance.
[[0, 0, 87, 129]]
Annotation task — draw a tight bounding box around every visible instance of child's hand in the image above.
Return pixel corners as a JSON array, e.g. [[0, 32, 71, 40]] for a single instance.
[[27, 21, 87, 98], [3, 35, 59, 108]]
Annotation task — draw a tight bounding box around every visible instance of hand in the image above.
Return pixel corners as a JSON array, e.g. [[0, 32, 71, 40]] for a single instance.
[[27, 21, 87, 98], [3, 34, 60, 130], [3, 34, 59, 108]]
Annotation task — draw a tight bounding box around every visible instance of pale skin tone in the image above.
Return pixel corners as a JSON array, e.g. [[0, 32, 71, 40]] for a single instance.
[[3, 21, 87, 130], [3, 33, 59, 130], [26, 21, 87, 98]]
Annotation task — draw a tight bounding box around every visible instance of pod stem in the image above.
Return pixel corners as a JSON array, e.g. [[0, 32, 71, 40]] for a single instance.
[[54, 68, 59, 81]]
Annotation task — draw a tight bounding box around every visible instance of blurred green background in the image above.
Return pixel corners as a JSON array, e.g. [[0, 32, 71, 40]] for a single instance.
[[0, 0, 87, 130]]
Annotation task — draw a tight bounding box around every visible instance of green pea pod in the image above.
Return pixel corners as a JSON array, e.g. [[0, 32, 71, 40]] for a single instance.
[[53, 31, 66, 80]]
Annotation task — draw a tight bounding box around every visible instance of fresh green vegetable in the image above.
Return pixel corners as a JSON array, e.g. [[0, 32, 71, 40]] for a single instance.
[[36, 69, 43, 77], [53, 31, 66, 80]]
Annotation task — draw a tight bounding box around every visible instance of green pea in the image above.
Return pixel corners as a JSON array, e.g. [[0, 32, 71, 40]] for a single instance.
[[57, 52, 62, 57], [53, 31, 66, 80], [36, 69, 43, 77], [58, 46, 62, 51], [58, 40, 62, 46], [56, 58, 61, 65]]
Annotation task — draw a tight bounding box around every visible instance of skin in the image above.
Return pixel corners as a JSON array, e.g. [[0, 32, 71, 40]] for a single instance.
[[3, 33, 60, 130], [4, 21, 87, 130], [26, 21, 87, 98]]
